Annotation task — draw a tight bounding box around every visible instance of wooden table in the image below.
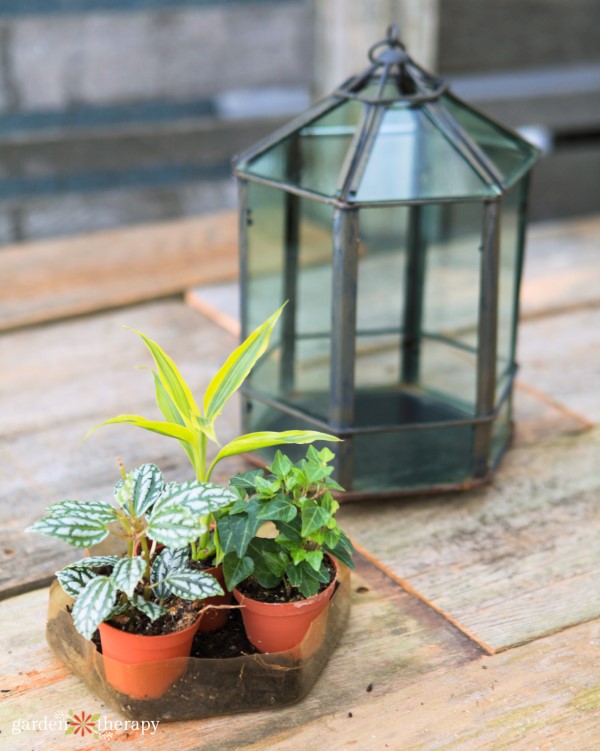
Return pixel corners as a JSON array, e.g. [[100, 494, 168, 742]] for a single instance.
[[1, 212, 600, 750]]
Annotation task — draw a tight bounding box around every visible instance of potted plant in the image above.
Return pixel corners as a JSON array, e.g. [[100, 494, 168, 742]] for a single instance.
[[27, 462, 231, 699], [214, 447, 355, 653], [88, 304, 338, 632]]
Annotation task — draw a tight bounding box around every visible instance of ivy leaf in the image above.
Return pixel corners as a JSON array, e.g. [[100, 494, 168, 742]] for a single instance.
[[300, 502, 330, 537], [162, 570, 223, 600], [304, 549, 324, 572], [256, 497, 297, 523], [217, 509, 261, 558], [71, 576, 117, 640], [56, 567, 96, 598], [267, 451, 293, 479], [130, 594, 168, 621], [110, 556, 146, 598], [222, 553, 254, 592], [329, 531, 355, 569]]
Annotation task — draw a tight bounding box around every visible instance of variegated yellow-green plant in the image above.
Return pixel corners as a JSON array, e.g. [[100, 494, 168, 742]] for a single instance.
[[88, 305, 339, 562]]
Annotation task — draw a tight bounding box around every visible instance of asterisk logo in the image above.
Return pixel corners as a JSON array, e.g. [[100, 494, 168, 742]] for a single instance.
[[65, 709, 101, 739]]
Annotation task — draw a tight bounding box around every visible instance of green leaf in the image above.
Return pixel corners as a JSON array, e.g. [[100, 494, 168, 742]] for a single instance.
[[110, 556, 146, 598], [268, 451, 293, 479], [229, 470, 264, 493], [222, 552, 254, 591], [203, 305, 284, 426], [88, 414, 197, 445], [56, 567, 96, 598], [152, 371, 198, 469], [151, 546, 189, 600], [130, 463, 164, 516], [256, 497, 297, 523], [126, 326, 201, 424], [26, 516, 110, 548], [46, 500, 116, 526], [211, 430, 341, 469], [162, 570, 224, 600], [130, 593, 168, 621], [248, 539, 287, 582], [304, 549, 324, 572], [161, 481, 237, 518], [147, 505, 202, 548], [217, 510, 261, 558], [71, 576, 117, 640], [329, 538, 355, 569], [301, 502, 330, 537]]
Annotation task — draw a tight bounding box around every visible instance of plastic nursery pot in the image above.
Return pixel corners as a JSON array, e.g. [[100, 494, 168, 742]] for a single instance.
[[196, 564, 232, 633], [97, 617, 201, 700], [233, 557, 339, 654]]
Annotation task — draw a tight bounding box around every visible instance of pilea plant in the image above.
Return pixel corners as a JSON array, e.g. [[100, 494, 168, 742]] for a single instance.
[[216, 447, 355, 598], [88, 305, 338, 565], [26, 463, 233, 639]]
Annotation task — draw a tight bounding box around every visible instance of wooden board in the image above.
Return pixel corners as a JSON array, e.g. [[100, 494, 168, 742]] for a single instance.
[[244, 616, 600, 751], [0, 556, 480, 751], [0, 300, 250, 598], [338, 427, 600, 652], [0, 211, 238, 332]]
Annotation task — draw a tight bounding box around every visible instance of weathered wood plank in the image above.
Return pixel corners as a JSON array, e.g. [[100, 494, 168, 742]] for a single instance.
[[244, 617, 600, 751], [0, 300, 249, 597], [0, 211, 238, 332], [518, 306, 600, 424], [338, 428, 600, 652], [0, 556, 480, 750]]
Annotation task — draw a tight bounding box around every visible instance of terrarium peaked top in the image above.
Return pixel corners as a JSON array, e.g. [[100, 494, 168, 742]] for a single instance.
[[234, 25, 539, 206]]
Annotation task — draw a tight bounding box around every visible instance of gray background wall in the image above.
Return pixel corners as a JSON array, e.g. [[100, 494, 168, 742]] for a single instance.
[[0, 0, 598, 245]]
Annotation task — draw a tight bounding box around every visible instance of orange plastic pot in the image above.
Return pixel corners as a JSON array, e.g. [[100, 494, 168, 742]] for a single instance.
[[98, 616, 200, 699], [196, 564, 232, 633], [233, 559, 338, 654]]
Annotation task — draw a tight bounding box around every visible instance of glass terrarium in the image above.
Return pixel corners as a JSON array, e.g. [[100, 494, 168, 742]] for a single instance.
[[233, 26, 540, 498]]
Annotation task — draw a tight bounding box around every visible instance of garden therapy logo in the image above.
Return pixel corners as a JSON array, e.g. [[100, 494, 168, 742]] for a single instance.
[[65, 709, 101, 738]]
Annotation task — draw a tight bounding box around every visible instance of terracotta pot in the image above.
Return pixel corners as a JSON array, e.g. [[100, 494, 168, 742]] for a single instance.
[[98, 616, 200, 699], [233, 558, 338, 654], [196, 564, 232, 633]]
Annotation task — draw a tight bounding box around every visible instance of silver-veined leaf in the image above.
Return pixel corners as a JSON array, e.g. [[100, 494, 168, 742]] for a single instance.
[[64, 555, 120, 570], [151, 547, 189, 600], [209, 431, 340, 474], [203, 305, 284, 426], [129, 463, 164, 516], [56, 567, 96, 598], [163, 570, 223, 600], [46, 500, 116, 526], [130, 593, 168, 621], [161, 481, 237, 517], [71, 576, 117, 640], [110, 556, 146, 597], [147, 505, 202, 548], [26, 516, 110, 548]]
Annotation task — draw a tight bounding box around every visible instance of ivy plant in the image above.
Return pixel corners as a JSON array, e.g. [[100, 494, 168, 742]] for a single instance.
[[26, 463, 229, 639], [215, 447, 355, 599]]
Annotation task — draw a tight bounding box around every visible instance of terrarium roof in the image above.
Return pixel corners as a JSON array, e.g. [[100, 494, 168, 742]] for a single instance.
[[234, 27, 540, 207]]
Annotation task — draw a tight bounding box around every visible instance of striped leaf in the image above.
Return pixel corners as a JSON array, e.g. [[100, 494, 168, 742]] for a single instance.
[[152, 370, 198, 468], [64, 555, 120, 570], [203, 305, 284, 426], [147, 504, 202, 548], [71, 576, 117, 640], [110, 556, 146, 597], [130, 463, 164, 517], [126, 327, 201, 424], [163, 570, 223, 600], [46, 500, 116, 526], [56, 567, 96, 598], [89, 414, 196, 444], [161, 481, 237, 517], [151, 547, 189, 600], [130, 594, 168, 621], [26, 515, 109, 548], [209, 430, 340, 472]]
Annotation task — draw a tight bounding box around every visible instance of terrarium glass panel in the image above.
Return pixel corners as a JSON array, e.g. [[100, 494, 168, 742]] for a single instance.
[[354, 106, 494, 202], [244, 100, 363, 198], [443, 94, 539, 188], [244, 181, 334, 419]]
